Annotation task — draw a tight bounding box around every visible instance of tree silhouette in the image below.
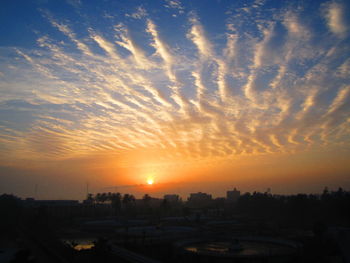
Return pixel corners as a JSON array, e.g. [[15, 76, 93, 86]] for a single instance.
[[111, 193, 122, 215], [142, 194, 151, 203]]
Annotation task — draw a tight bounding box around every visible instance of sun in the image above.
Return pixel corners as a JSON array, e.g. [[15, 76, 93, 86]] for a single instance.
[[147, 177, 154, 185]]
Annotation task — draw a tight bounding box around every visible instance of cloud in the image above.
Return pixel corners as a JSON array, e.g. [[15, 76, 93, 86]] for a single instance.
[[326, 85, 350, 115], [164, 0, 185, 15], [41, 10, 92, 56], [66, 0, 82, 9], [125, 6, 148, 19], [1, 1, 349, 167], [324, 2, 348, 37], [187, 16, 214, 59], [115, 24, 154, 70]]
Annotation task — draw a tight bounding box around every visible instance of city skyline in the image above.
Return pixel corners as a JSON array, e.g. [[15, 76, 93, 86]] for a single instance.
[[1, 0, 350, 200]]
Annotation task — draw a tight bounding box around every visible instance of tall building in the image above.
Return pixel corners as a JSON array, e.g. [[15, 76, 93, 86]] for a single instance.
[[227, 188, 240, 202]]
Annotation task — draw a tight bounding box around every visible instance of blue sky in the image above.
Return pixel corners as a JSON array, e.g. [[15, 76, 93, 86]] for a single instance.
[[0, 0, 350, 199]]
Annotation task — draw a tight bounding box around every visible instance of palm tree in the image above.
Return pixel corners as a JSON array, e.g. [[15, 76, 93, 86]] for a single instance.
[[107, 192, 112, 202], [123, 194, 135, 206], [129, 194, 135, 202], [86, 193, 94, 204], [142, 194, 152, 204], [95, 193, 102, 203], [111, 193, 122, 215], [122, 194, 136, 216], [101, 193, 107, 203]]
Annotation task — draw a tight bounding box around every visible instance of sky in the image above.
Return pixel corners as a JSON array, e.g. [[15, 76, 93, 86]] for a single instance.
[[0, 0, 350, 200]]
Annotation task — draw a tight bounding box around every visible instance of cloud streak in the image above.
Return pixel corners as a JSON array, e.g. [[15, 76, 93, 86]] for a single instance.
[[0, 0, 349, 170]]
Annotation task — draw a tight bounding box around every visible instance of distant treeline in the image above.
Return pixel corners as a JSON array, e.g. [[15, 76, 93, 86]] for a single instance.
[[235, 187, 350, 227], [86, 192, 135, 204], [85, 192, 154, 206]]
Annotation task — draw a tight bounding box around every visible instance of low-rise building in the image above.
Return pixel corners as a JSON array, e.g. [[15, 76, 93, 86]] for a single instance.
[[164, 194, 180, 202], [187, 192, 212, 208], [227, 188, 240, 202]]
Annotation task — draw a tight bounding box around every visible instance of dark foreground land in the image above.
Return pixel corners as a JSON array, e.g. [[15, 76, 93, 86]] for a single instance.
[[1, 188, 349, 263]]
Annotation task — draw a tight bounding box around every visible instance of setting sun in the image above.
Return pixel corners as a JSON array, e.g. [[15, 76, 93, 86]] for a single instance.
[[147, 178, 154, 185]]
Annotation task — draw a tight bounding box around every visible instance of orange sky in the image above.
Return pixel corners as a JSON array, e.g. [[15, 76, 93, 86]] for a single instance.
[[1, 144, 349, 200], [1, 0, 350, 199]]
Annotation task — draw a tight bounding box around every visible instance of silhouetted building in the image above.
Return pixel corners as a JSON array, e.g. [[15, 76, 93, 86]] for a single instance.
[[23, 198, 81, 219], [227, 188, 240, 202], [164, 194, 180, 202], [188, 192, 212, 201], [136, 197, 162, 207], [187, 192, 212, 208], [24, 198, 79, 207]]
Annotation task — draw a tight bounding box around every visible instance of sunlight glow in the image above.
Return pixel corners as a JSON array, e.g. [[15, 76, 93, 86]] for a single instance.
[[147, 177, 154, 185]]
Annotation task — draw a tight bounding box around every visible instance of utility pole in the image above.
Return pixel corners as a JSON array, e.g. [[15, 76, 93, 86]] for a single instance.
[[86, 182, 89, 196], [34, 184, 38, 199]]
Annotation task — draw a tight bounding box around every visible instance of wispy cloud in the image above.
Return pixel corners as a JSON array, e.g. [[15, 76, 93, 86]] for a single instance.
[[164, 0, 185, 16], [324, 2, 348, 37], [125, 6, 148, 19], [0, 0, 349, 169]]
